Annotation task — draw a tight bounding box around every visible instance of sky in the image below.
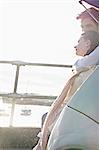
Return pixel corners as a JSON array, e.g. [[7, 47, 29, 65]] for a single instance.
[[0, 0, 90, 65]]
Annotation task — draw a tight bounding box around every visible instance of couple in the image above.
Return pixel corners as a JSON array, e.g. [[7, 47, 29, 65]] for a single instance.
[[33, 7, 99, 150]]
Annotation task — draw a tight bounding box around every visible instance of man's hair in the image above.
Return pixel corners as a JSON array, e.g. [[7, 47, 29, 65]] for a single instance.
[[82, 31, 99, 55], [76, 7, 99, 24]]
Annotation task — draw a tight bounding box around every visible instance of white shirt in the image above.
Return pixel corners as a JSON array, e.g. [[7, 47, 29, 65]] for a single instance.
[[74, 46, 99, 71]]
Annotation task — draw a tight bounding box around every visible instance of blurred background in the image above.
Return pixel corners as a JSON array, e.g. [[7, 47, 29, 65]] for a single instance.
[[0, 0, 90, 128]]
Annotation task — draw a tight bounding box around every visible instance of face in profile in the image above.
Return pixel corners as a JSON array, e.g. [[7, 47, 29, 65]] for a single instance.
[[75, 35, 91, 57], [81, 18, 98, 32]]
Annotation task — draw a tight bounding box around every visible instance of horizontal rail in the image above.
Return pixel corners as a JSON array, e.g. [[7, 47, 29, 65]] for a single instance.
[[0, 60, 72, 68], [0, 93, 57, 99], [0, 93, 56, 106]]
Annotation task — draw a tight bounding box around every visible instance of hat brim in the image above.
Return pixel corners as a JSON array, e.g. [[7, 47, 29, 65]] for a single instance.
[[82, 0, 99, 8]]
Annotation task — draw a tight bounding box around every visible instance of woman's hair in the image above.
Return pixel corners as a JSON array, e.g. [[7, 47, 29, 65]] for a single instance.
[[82, 31, 99, 55]]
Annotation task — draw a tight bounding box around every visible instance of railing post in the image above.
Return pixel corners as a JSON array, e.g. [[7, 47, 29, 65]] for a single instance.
[[10, 65, 20, 127]]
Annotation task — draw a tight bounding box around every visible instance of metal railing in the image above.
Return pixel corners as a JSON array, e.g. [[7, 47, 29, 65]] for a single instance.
[[0, 60, 72, 127]]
